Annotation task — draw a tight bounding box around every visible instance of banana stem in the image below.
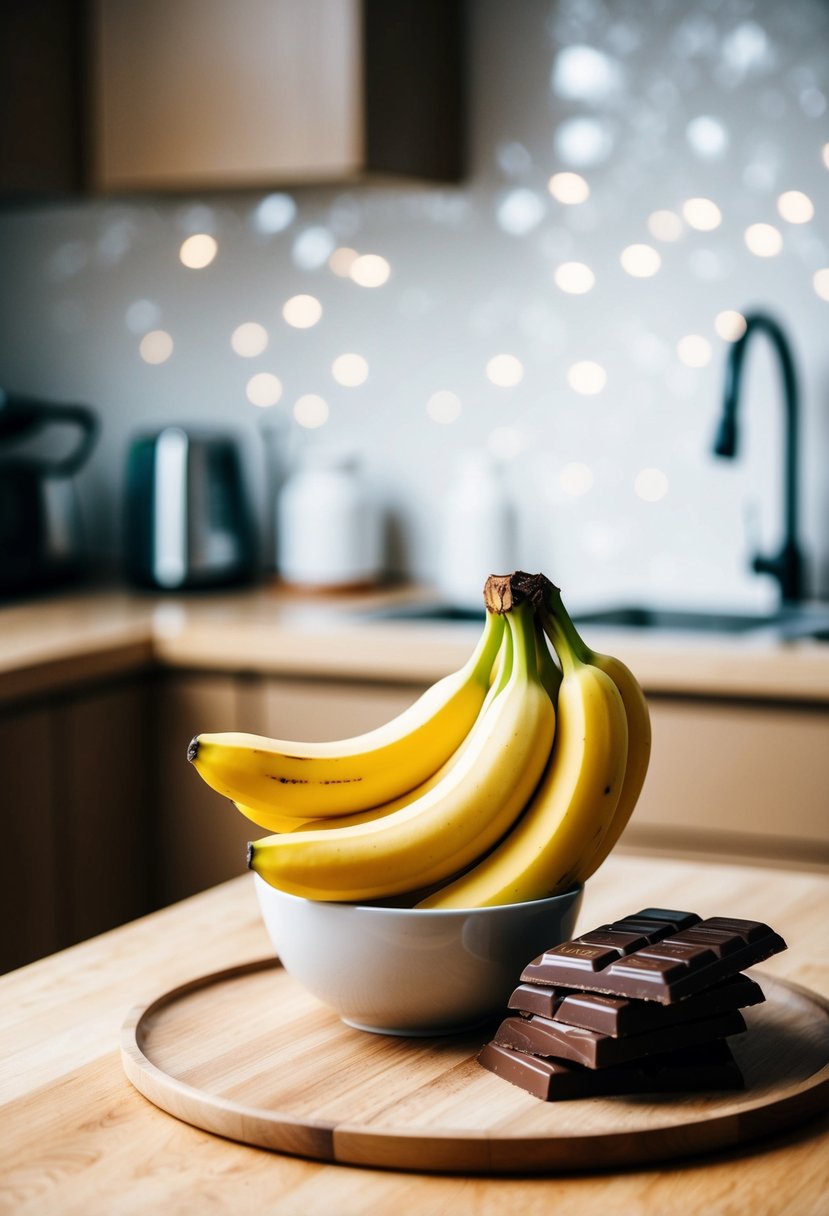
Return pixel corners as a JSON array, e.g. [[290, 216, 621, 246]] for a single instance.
[[469, 608, 506, 686], [504, 600, 537, 680], [487, 616, 514, 702], [538, 585, 592, 674], [480, 570, 584, 682]]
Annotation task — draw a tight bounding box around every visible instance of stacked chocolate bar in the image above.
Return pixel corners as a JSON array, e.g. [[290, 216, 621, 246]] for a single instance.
[[479, 908, 787, 1101]]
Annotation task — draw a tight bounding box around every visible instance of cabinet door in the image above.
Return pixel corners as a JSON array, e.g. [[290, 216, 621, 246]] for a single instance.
[[0, 706, 59, 972], [0, 0, 85, 195], [261, 676, 429, 742], [88, 0, 463, 192], [91, 0, 363, 191], [625, 697, 829, 864], [56, 679, 154, 944], [155, 673, 254, 904]]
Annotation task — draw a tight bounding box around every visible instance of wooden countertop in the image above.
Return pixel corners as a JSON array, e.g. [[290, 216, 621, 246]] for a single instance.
[[1, 853, 827, 1214], [2, 586, 829, 708]]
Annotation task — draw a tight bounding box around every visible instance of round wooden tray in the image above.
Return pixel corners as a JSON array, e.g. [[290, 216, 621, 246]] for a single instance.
[[121, 959, 829, 1174]]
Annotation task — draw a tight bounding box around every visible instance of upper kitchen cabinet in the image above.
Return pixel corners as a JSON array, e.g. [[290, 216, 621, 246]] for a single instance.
[[0, 0, 464, 200], [0, 0, 87, 196]]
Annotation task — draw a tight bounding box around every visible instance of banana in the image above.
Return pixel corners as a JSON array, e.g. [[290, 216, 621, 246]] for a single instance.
[[419, 605, 627, 909], [482, 608, 514, 705], [540, 589, 651, 882], [233, 803, 314, 834], [232, 619, 517, 834], [248, 597, 556, 902], [188, 608, 504, 818]]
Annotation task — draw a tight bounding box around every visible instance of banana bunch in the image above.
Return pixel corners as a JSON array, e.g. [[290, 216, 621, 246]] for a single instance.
[[187, 572, 651, 907], [418, 575, 651, 908], [245, 595, 556, 901]]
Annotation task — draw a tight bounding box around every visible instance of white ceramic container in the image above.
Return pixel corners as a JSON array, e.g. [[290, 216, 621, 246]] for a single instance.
[[276, 447, 383, 588], [436, 450, 517, 612], [254, 874, 583, 1036]]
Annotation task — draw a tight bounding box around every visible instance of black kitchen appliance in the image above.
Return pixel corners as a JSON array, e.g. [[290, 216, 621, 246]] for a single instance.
[[0, 389, 99, 596], [124, 426, 257, 589]]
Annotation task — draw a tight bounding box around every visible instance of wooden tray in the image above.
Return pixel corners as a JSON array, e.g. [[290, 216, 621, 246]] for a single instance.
[[121, 959, 829, 1174]]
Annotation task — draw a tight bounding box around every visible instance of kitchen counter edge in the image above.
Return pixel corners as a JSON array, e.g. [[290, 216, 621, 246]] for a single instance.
[[2, 586, 829, 707]]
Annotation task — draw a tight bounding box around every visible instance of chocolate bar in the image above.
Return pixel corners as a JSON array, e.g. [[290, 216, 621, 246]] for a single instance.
[[506, 973, 765, 1035], [478, 1039, 744, 1102], [492, 1007, 746, 1069], [520, 909, 786, 1004]]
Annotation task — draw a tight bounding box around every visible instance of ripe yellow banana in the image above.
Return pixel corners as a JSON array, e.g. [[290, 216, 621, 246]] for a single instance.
[[188, 608, 504, 818], [248, 599, 556, 902], [233, 803, 313, 833], [231, 700, 494, 837], [419, 609, 627, 909], [540, 590, 651, 882], [511, 570, 651, 880], [233, 620, 517, 835]]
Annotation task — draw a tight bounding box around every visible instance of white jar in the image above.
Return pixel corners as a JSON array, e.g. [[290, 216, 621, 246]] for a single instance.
[[277, 448, 383, 589], [436, 450, 517, 611]]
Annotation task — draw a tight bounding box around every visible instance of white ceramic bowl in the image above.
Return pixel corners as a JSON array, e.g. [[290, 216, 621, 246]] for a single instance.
[[254, 874, 583, 1036]]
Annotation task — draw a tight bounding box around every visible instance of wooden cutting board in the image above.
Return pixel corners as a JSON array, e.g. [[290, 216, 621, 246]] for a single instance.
[[121, 959, 829, 1174]]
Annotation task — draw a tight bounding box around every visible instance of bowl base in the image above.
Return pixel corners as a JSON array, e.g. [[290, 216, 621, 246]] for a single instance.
[[341, 1014, 491, 1038]]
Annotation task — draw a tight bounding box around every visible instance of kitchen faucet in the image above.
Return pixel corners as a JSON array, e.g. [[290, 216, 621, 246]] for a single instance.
[[712, 311, 804, 604]]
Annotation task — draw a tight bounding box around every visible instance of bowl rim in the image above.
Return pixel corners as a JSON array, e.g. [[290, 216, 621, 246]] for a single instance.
[[252, 872, 584, 918]]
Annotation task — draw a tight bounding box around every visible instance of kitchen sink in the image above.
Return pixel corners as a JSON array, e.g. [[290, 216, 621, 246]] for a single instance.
[[366, 603, 781, 631], [364, 600, 829, 638], [571, 606, 785, 633], [574, 604, 829, 638]]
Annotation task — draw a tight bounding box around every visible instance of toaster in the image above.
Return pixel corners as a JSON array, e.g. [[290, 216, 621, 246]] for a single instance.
[[124, 427, 257, 589]]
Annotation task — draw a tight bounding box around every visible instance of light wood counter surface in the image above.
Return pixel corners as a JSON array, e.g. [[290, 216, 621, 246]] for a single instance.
[[3, 586, 829, 707], [1, 853, 827, 1215]]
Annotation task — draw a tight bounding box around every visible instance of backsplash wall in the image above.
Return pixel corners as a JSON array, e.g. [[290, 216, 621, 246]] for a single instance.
[[1, 0, 828, 607]]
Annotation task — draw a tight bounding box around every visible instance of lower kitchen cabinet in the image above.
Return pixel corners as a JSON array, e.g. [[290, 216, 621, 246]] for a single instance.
[[4, 653, 827, 975], [146, 675, 829, 904], [0, 677, 154, 974], [55, 679, 154, 943], [260, 675, 427, 740], [154, 672, 253, 906], [0, 705, 60, 972], [621, 695, 829, 866]]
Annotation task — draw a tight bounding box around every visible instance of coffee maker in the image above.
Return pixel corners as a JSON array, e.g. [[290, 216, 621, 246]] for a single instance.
[[0, 389, 99, 596]]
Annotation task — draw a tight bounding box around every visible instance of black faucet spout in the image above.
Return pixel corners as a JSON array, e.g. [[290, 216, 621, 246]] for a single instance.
[[713, 311, 804, 604]]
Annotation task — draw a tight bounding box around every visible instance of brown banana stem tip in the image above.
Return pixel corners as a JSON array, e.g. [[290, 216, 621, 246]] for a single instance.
[[187, 736, 199, 763], [483, 571, 559, 614]]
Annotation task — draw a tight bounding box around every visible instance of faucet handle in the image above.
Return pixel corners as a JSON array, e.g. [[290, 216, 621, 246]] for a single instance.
[[713, 411, 737, 458], [751, 552, 777, 578], [751, 542, 804, 603], [744, 503, 780, 586]]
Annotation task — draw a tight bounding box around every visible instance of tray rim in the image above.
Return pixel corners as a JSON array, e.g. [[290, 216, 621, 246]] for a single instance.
[[120, 957, 829, 1174]]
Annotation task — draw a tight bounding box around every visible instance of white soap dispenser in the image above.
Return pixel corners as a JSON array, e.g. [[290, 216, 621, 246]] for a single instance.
[[436, 450, 517, 611]]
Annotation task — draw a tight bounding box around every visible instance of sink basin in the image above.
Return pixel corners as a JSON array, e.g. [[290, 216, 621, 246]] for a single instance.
[[367, 604, 781, 632], [363, 601, 829, 638], [574, 604, 829, 639], [571, 606, 784, 633]]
